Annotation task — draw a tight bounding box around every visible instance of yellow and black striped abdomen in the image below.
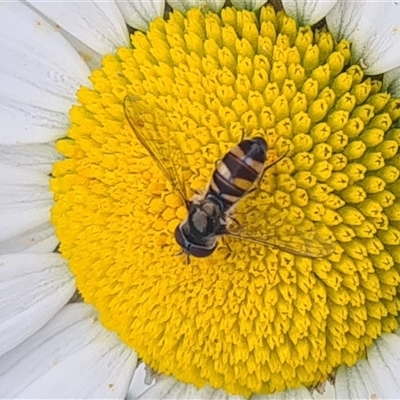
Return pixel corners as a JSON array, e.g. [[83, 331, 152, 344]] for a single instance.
[[207, 137, 267, 211]]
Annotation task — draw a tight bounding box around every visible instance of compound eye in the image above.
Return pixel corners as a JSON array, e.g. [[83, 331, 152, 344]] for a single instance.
[[174, 224, 187, 249], [174, 225, 216, 258], [188, 244, 216, 258]]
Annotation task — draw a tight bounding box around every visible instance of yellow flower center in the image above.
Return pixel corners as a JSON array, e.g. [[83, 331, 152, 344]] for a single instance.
[[51, 5, 400, 396]]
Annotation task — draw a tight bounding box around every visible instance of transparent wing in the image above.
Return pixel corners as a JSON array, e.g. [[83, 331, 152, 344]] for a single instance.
[[124, 95, 189, 206], [225, 227, 334, 259]]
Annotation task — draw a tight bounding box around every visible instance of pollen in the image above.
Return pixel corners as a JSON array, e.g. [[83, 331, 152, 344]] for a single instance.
[[51, 5, 400, 397]]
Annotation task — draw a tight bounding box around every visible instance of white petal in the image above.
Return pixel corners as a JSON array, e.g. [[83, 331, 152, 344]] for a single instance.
[[367, 333, 400, 397], [138, 377, 246, 400], [0, 164, 51, 205], [252, 386, 312, 400], [27, 0, 130, 55], [335, 333, 400, 399], [0, 164, 52, 244], [310, 380, 335, 400], [326, 1, 400, 74], [136, 375, 313, 400], [281, 0, 338, 26], [137, 377, 177, 399], [168, 0, 226, 13], [116, 0, 165, 32], [0, 221, 58, 255], [127, 363, 154, 399], [0, 2, 90, 145], [60, 30, 104, 70], [0, 253, 75, 356], [383, 65, 400, 97], [0, 143, 61, 174], [230, 0, 267, 11], [0, 97, 70, 145], [0, 303, 137, 399], [335, 360, 379, 399]]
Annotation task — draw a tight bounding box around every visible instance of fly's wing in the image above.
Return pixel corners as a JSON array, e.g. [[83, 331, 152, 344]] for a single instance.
[[124, 95, 189, 206], [225, 226, 334, 259]]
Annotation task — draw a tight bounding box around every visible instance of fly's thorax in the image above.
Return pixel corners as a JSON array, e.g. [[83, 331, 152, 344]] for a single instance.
[[186, 197, 224, 239]]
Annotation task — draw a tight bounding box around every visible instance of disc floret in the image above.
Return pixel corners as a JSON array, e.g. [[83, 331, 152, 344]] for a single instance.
[[52, 5, 400, 397]]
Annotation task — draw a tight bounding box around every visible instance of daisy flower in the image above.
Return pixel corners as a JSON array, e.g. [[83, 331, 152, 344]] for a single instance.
[[1, 0, 400, 398]]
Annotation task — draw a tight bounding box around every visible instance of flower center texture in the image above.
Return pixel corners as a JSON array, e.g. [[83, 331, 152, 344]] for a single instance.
[[51, 5, 400, 396]]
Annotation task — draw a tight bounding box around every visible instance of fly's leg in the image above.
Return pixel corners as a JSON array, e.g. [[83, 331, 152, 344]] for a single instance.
[[261, 151, 288, 179], [221, 235, 233, 253], [176, 249, 191, 265], [240, 128, 245, 142], [218, 214, 242, 235], [229, 216, 242, 233], [194, 189, 205, 197]]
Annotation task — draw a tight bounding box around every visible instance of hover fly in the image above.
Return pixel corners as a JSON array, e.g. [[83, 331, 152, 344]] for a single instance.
[[124, 95, 333, 259]]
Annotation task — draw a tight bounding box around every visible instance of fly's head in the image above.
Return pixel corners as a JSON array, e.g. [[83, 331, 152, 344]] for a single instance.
[[174, 198, 223, 258]]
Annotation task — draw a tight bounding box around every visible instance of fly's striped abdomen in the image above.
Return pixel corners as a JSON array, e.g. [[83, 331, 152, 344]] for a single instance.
[[207, 137, 267, 210]]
